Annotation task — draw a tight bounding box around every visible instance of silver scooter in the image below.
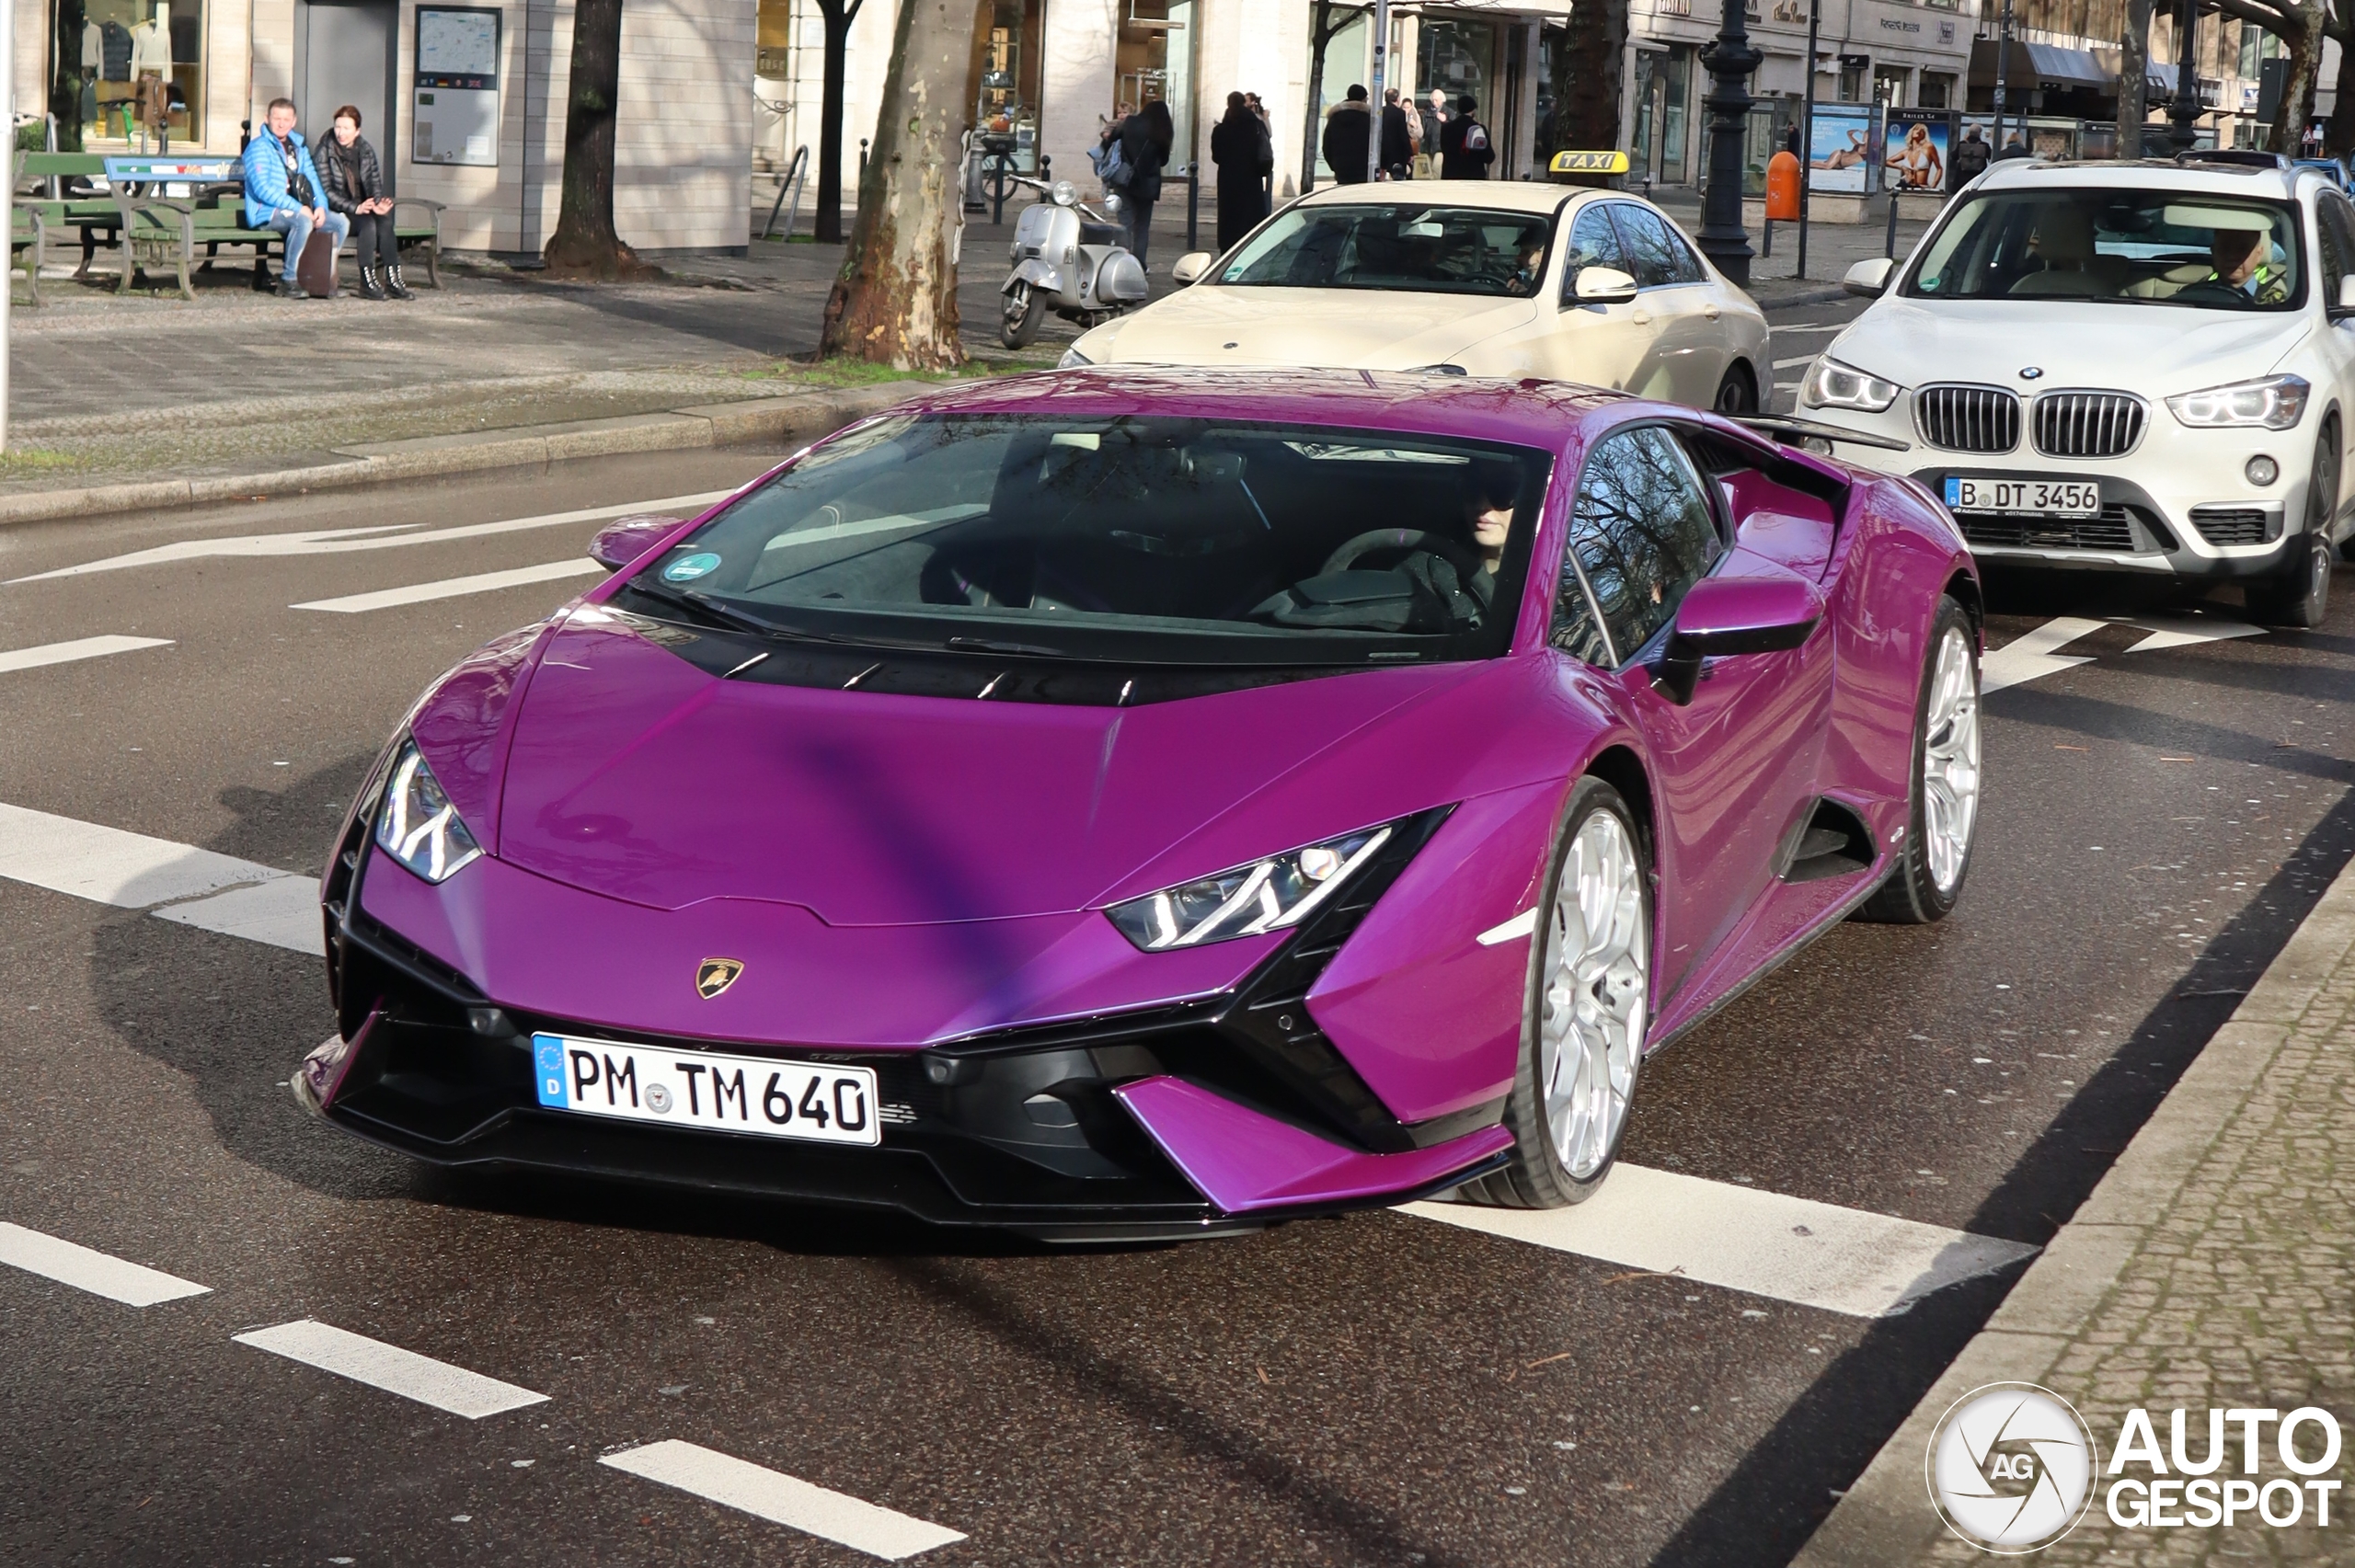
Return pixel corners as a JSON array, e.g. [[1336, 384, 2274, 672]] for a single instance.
[[1000, 175, 1150, 349]]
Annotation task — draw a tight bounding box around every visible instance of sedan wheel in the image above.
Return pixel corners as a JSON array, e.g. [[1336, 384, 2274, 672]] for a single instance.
[[1713, 364, 1757, 415], [1861, 596, 1980, 923]]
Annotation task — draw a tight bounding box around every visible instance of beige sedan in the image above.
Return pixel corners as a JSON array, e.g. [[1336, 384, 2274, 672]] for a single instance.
[[1063, 181, 1772, 412]]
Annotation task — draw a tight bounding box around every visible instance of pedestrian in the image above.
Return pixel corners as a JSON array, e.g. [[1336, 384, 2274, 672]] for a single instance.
[[1245, 92, 1274, 205], [1783, 121, 1801, 159], [1995, 129, 2029, 161], [240, 97, 348, 300], [1400, 92, 1426, 165], [1425, 88, 1451, 158], [1119, 98, 1174, 265], [1211, 91, 1272, 253], [1322, 84, 1373, 184], [314, 105, 410, 301], [1380, 87, 1415, 179], [1441, 94, 1493, 179], [1950, 124, 1991, 187]]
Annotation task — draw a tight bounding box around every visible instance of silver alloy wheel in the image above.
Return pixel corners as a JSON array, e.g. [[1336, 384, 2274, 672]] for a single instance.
[[1538, 809, 1649, 1180], [1922, 624, 1982, 896]]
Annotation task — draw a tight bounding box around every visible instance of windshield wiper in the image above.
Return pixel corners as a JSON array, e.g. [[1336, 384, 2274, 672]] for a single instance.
[[946, 635, 1072, 658], [621, 578, 789, 638]]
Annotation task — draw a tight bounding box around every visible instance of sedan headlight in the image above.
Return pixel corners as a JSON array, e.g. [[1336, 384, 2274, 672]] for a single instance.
[[2166, 374, 2310, 430], [1800, 357, 1903, 413], [1059, 344, 1096, 369], [1107, 822, 1398, 950], [373, 741, 484, 884]]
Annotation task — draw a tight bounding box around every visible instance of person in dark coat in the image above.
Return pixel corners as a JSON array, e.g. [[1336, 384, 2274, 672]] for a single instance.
[[1119, 99, 1174, 264], [1440, 94, 1493, 179], [1211, 91, 1272, 253], [1380, 87, 1414, 179], [1949, 125, 1992, 187], [1322, 85, 1373, 184], [314, 104, 409, 300]]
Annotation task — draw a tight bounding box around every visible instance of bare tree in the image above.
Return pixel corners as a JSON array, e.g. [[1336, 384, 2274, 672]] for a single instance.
[[2212, 0, 2328, 152], [1300, 0, 1369, 193], [1549, 0, 1630, 155], [543, 0, 653, 277], [813, 0, 867, 244], [819, 0, 990, 367], [2118, 0, 2152, 157], [2328, 0, 2355, 155]]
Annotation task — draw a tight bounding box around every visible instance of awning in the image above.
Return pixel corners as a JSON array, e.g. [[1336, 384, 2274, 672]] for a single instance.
[[1969, 39, 2115, 92]]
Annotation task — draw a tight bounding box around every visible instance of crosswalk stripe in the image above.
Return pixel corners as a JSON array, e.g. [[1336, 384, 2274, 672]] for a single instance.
[[1402, 1163, 2036, 1319], [234, 1320, 549, 1419], [0, 1221, 212, 1306], [602, 1440, 966, 1561], [151, 876, 323, 953], [0, 635, 174, 674], [0, 801, 319, 955], [293, 557, 603, 613]]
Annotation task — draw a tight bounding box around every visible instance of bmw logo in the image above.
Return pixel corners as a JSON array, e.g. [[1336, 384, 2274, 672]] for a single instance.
[[2019, 366, 2045, 381]]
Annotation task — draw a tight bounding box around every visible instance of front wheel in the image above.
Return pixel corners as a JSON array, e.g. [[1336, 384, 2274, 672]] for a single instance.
[[1859, 597, 1981, 923], [1463, 777, 1651, 1209], [1000, 283, 1046, 349], [2249, 425, 2337, 628]]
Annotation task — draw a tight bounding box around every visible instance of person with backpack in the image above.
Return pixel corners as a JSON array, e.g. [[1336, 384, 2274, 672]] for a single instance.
[[240, 97, 347, 299], [1949, 125, 1992, 187], [1322, 85, 1373, 184], [1441, 95, 1493, 179], [1117, 99, 1174, 264], [1212, 91, 1272, 252]]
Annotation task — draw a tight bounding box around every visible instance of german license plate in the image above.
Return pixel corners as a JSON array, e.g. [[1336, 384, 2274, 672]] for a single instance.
[[532, 1033, 879, 1147], [1944, 475, 2101, 517]]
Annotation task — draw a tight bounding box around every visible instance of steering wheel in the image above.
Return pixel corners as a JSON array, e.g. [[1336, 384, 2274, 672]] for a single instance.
[[1321, 528, 1483, 580], [2167, 280, 2256, 307]]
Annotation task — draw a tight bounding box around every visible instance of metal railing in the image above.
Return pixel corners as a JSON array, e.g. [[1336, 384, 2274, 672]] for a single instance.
[[761, 144, 810, 241]]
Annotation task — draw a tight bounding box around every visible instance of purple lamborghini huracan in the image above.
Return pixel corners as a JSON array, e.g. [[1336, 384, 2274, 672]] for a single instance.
[[299, 369, 1982, 1241]]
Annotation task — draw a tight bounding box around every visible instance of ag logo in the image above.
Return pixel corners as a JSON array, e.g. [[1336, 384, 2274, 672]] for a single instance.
[[695, 957, 745, 1000], [1926, 1382, 2097, 1553]]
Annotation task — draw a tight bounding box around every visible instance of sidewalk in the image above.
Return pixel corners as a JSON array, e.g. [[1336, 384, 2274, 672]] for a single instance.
[[1642, 186, 1936, 306], [1793, 852, 2355, 1562]]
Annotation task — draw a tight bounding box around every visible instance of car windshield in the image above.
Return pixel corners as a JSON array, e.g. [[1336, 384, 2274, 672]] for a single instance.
[[1215, 203, 1554, 296], [619, 413, 1550, 667], [1902, 189, 2303, 310]]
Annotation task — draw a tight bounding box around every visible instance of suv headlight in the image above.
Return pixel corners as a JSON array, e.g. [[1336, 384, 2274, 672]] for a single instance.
[[373, 741, 484, 884], [1059, 345, 1096, 369], [1107, 822, 1400, 950], [2166, 374, 2310, 430], [1801, 358, 1902, 414]]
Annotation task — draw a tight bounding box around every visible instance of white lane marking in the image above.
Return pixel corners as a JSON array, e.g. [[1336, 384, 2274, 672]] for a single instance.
[[0, 1222, 212, 1306], [0, 635, 174, 674], [1767, 322, 1844, 333], [293, 557, 603, 613], [234, 1320, 549, 1419], [1404, 1164, 2036, 1319], [602, 1440, 966, 1561], [1476, 908, 1538, 946], [9, 490, 736, 584], [2123, 612, 2264, 656], [0, 801, 321, 956], [1980, 616, 2105, 694], [1772, 355, 1821, 371]]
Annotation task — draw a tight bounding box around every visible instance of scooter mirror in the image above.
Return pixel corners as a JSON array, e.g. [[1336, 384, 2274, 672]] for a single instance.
[[1171, 252, 1214, 286]]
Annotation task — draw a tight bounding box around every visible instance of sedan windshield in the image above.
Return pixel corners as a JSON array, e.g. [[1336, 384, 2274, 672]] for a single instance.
[[1902, 189, 2303, 310], [1215, 203, 1554, 296], [621, 414, 1550, 668]]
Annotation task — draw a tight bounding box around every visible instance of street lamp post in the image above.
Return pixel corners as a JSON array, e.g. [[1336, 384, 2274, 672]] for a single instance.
[[1366, 0, 1392, 186], [2168, 0, 2204, 153], [1992, 0, 2012, 152], [1695, 0, 1763, 286]]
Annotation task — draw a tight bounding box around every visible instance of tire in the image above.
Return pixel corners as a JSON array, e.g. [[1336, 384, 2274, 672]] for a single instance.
[[1860, 596, 1981, 924], [1713, 362, 1758, 415], [1000, 283, 1046, 349], [1463, 777, 1651, 1209], [2247, 425, 2336, 628]]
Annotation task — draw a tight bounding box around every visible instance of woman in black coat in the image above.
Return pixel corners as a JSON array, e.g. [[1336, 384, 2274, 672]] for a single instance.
[[314, 104, 409, 300], [1210, 92, 1270, 254], [1118, 100, 1174, 266]]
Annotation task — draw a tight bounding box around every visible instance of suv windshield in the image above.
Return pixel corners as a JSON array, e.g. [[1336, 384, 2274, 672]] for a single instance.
[[1903, 189, 2303, 310], [1215, 203, 1554, 296], [621, 414, 1549, 667]]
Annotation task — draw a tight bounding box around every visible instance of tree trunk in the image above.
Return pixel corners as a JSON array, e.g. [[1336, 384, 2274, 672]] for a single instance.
[[819, 0, 987, 367], [50, 0, 88, 152], [815, 0, 863, 244], [543, 0, 652, 277], [2270, 0, 2326, 152], [2329, 17, 2355, 155], [2118, 0, 2151, 157], [1556, 0, 1630, 154], [1540, 22, 1579, 160]]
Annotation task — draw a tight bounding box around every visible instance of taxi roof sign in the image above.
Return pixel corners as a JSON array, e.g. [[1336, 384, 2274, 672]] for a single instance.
[[1549, 150, 1630, 176]]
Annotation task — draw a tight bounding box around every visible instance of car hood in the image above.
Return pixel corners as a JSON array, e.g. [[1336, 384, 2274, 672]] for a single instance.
[[1828, 299, 2308, 397], [1097, 287, 1537, 370], [484, 612, 1484, 925]]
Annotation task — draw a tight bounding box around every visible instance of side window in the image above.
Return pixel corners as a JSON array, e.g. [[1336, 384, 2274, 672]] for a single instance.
[[2322, 198, 2355, 309], [1557, 427, 1725, 662], [1607, 205, 1685, 289], [1659, 218, 1709, 283], [1560, 205, 1631, 301]]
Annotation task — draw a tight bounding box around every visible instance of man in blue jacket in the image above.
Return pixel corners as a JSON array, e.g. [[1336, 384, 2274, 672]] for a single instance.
[[242, 97, 347, 298]]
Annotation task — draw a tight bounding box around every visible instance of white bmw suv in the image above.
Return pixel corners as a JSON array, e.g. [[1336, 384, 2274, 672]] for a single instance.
[[1798, 154, 2355, 626]]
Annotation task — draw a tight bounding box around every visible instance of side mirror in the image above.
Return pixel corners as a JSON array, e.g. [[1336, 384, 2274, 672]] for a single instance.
[[1844, 258, 1896, 298], [1650, 571, 1826, 705], [1170, 251, 1214, 286], [588, 514, 685, 572], [1573, 266, 1639, 304], [2337, 274, 2355, 313]]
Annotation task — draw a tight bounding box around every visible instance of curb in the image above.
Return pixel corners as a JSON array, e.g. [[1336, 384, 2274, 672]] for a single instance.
[[0, 382, 930, 529], [1751, 284, 1856, 311], [1786, 851, 2355, 1566]]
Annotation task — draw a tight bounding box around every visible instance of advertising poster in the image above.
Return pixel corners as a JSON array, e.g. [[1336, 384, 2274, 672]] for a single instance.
[[1808, 104, 1876, 193], [1884, 109, 1954, 193]]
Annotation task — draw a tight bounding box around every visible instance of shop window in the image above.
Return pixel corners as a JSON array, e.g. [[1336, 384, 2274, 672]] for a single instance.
[[1117, 0, 1191, 167], [980, 0, 1045, 172], [53, 0, 201, 148], [1874, 65, 1907, 109], [1417, 19, 1499, 123], [1919, 71, 1955, 109]]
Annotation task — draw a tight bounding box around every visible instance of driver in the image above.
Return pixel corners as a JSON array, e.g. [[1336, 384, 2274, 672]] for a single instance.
[[2204, 223, 2288, 303], [1460, 461, 1518, 578]]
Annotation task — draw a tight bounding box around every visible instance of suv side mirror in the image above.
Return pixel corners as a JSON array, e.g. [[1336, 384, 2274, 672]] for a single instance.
[[1170, 251, 1214, 286], [1844, 258, 1896, 298], [588, 514, 685, 572], [1650, 571, 1825, 704], [1573, 266, 1639, 304]]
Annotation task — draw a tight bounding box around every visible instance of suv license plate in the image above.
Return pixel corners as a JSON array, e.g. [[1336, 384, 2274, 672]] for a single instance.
[[532, 1033, 880, 1147], [1945, 476, 2101, 517]]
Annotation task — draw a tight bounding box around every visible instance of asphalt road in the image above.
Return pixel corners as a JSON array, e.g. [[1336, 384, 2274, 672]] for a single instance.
[[3, 346, 2352, 1568]]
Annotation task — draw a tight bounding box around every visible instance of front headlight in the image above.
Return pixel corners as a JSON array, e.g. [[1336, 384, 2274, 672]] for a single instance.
[[1059, 344, 1096, 369], [1051, 178, 1076, 207], [1801, 357, 1903, 413], [373, 741, 484, 884], [2166, 374, 2310, 430], [1107, 822, 1399, 950]]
